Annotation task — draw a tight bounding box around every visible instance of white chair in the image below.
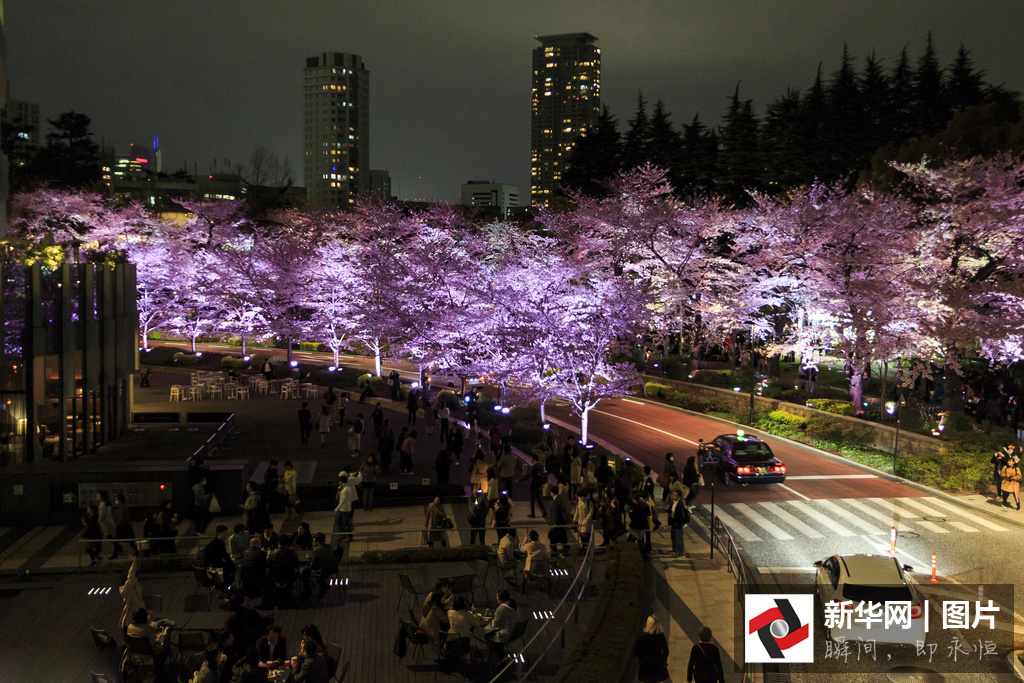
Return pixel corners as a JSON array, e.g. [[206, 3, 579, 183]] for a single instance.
[[170, 386, 182, 402], [235, 387, 250, 400], [189, 386, 203, 401], [225, 386, 238, 400], [207, 385, 223, 399], [305, 384, 320, 398], [257, 379, 269, 395], [280, 384, 292, 399]]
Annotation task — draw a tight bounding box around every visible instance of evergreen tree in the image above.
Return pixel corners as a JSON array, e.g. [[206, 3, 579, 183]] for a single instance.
[[678, 113, 718, 200], [760, 88, 806, 192], [859, 51, 893, 164], [914, 32, 949, 135], [562, 106, 623, 198], [647, 99, 684, 191], [890, 46, 917, 144], [717, 85, 762, 206], [946, 44, 987, 113], [30, 111, 101, 189], [825, 44, 865, 185], [622, 92, 651, 172], [799, 66, 830, 182]]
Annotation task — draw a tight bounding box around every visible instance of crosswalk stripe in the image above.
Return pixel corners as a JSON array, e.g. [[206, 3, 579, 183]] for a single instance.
[[865, 497, 922, 522], [914, 520, 949, 534], [948, 521, 980, 533], [837, 498, 914, 532], [709, 508, 762, 543], [784, 500, 857, 537], [896, 497, 947, 517], [920, 496, 1009, 532], [731, 503, 793, 540], [756, 502, 823, 538], [815, 499, 887, 534]]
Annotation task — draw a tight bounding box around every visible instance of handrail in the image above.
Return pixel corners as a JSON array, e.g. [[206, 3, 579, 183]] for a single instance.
[[487, 523, 596, 683]]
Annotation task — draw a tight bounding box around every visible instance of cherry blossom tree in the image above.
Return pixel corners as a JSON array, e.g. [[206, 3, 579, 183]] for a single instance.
[[307, 240, 359, 368]]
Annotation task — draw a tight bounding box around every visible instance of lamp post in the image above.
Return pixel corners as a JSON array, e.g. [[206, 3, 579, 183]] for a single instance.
[[886, 398, 905, 476]]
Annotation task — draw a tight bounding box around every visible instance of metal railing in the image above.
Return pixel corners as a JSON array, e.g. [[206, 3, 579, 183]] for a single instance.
[[487, 523, 596, 683], [191, 413, 235, 460]]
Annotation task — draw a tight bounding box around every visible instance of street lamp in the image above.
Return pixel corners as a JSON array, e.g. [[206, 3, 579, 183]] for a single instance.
[[886, 398, 905, 476]]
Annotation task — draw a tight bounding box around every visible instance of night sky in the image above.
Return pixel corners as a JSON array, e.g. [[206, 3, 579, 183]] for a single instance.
[[6, 1, 1021, 204]]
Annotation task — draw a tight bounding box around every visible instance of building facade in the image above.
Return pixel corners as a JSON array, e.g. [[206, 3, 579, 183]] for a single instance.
[[368, 169, 392, 201], [530, 33, 600, 210], [0, 263, 138, 466], [303, 52, 369, 208], [461, 180, 519, 217]]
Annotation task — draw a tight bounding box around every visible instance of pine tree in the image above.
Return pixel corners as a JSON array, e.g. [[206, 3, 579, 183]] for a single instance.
[[718, 85, 763, 206], [678, 114, 718, 200], [890, 46, 917, 144], [946, 44, 987, 113], [760, 88, 806, 192], [859, 51, 892, 163], [799, 66, 830, 182], [825, 44, 865, 185], [622, 92, 651, 172], [647, 99, 684, 192], [562, 106, 623, 198], [914, 32, 949, 135]]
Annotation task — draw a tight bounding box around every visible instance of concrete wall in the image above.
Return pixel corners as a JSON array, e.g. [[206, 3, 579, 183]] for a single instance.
[[644, 378, 947, 458]]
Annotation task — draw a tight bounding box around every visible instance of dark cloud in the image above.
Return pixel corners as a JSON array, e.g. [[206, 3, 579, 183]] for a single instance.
[[6, 1, 1020, 203]]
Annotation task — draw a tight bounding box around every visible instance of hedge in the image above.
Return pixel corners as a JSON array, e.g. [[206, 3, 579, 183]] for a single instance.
[[804, 398, 856, 416], [552, 542, 645, 683]]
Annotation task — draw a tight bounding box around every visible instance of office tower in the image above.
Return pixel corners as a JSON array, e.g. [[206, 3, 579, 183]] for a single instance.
[[303, 52, 369, 208], [530, 33, 600, 209], [461, 180, 519, 217]]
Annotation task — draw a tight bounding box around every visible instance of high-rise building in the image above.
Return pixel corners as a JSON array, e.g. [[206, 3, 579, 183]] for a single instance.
[[530, 33, 600, 209], [303, 52, 369, 208], [461, 180, 519, 217]]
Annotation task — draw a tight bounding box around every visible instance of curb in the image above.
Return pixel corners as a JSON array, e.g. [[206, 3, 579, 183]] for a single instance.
[[630, 394, 1024, 531]]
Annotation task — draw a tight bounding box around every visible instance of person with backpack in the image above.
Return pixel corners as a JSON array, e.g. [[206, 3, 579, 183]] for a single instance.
[[667, 489, 690, 557], [687, 627, 724, 683]]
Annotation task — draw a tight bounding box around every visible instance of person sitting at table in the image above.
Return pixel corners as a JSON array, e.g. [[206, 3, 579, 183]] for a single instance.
[[268, 537, 300, 602], [485, 590, 521, 658], [229, 522, 251, 565], [260, 522, 280, 551], [302, 533, 337, 599], [203, 525, 235, 592], [126, 607, 170, 670], [291, 637, 329, 683], [255, 624, 288, 670], [215, 629, 240, 683], [291, 522, 314, 551], [225, 595, 269, 661], [195, 648, 221, 683], [420, 578, 454, 641], [241, 537, 268, 602], [442, 596, 484, 662]]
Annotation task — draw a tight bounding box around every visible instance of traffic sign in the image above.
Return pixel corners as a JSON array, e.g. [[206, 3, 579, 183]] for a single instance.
[[699, 449, 718, 467]]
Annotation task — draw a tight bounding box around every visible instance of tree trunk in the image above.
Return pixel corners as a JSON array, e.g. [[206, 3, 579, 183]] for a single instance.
[[241, 331, 247, 357], [190, 335, 197, 354], [333, 348, 340, 368], [374, 351, 382, 378], [580, 405, 592, 445], [141, 329, 149, 352], [850, 370, 864, 414], [943, 360, 964, 413], [539, 398, 547, 423]]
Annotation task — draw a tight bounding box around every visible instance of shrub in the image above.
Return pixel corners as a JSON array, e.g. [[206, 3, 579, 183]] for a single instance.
[[172, 351, 200, 367], [436, 389, 463, 412], [223, 337, 242, 347], [804, 415, 872, 444], [356, 373, 375, 389], [509, 420, 545, 447], [148, 332, 163, 341], [689, 369, 744, 389], [299, 341, 325, 352], [553, 543, 644, 683], [661, 356, 688, 380], [778, 389, 808, 404], [220, 356, 248, 371], [761, 379, 791, 399], [140, 346, 180, 366], [509, 405, 541, 424], [755, 410, 807, 437], [644, 382, 673, 399], [805, 398, 856, 416]]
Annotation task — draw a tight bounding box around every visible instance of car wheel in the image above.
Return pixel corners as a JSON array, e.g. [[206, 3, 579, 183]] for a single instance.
[[723, 472, 733, 487]]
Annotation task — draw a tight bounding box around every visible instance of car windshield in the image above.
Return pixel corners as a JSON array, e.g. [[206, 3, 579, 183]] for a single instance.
[[732, 442, 773, 462], [842, 584, 913, 603]]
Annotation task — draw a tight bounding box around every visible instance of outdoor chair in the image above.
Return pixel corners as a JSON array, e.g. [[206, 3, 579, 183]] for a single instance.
[[399, 619, 429, 661], [334, 659, 350, 683], [91, 627, 117, 649], [470, 558, 491, 607], [521, 559, 552, 594], [176, 630, 207, 670], [397, 571, 428, 615], [122, 634, 157, 682], [327, 642, 343, 680], [91, 673, 113, 683], [169, 386, 182, 402]]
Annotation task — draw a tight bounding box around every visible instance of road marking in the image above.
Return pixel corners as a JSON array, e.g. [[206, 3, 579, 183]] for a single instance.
[[865, 497, 922, 522], [824, 499, 897, 534], [777, 484, 811, 500], [758, 567, 817, 574], [847, 499, 921, 532], [895, 497, 947, 517], [731, 503, 794, 540], [784, 500, 858, 537], [948, 521, 979, 532], [913, 520, 949, 534], [920, 496, 1009, 532], [708, 508, 762, 543], [785, 475, 878, 480], [591, 409, 701, 446], [756, 502, 823, 538], [621, 398, 646, 405]]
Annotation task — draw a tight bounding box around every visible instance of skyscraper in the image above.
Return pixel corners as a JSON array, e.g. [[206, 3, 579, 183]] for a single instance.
[[303, 52, 369, 208], [530, 33, 600, 210]]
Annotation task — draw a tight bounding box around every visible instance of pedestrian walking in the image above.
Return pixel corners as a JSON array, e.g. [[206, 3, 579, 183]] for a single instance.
[[423, 397, 436, 436], [519, 454, 547, 518], [424, 496, 449, 547], [1000, 456, 1021, 509], [573, 491, 595, 548], [317, 405, 331, 447], [112, 493, 137, 559], [325, 386, 339, 425], [297, 402, 312, 446], [191, 478, 211, 534], [400, 430, 417, 474], [498, 443, 516, 493], [263, 358, 274, 381], [348, 414, 364, 455], [264, 459, 281, 514], [282, 461, 298, 520], [82, 503, 102, 566], [371, 403, 384, 437], [468, 489, 489, 545], [493, 493, 512, 543], [682, 456, 701, 508], [687, 627, 724, 683], [448, 424, 464, 466], [389, 370, 401, 401], [359, 454, 380, 512], [378, 420, 395, 474], [406, 388, 419, 425], [634, 615, 670, 683], [96, 491, 116, 559], [334, 473, 358, 542], [438, 404, 450, 445], [667, 489, 689, 557], [992, 445, 1012, 498], [658, 452, 677, 503]]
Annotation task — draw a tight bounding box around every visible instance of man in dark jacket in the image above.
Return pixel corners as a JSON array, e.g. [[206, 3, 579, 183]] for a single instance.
[[667, 490, 690, 557], [203, 525, 235, 591], [297, 403, 312, 446]]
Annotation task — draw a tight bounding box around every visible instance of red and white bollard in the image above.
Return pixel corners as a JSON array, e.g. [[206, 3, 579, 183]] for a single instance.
[[887, 526, 898, 554], [928, 553, 940, 583]]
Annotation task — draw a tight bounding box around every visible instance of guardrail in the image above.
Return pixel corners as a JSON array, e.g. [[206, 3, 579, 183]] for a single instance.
[[487, 524, 596, 683], [190, 413, 236, 460]]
